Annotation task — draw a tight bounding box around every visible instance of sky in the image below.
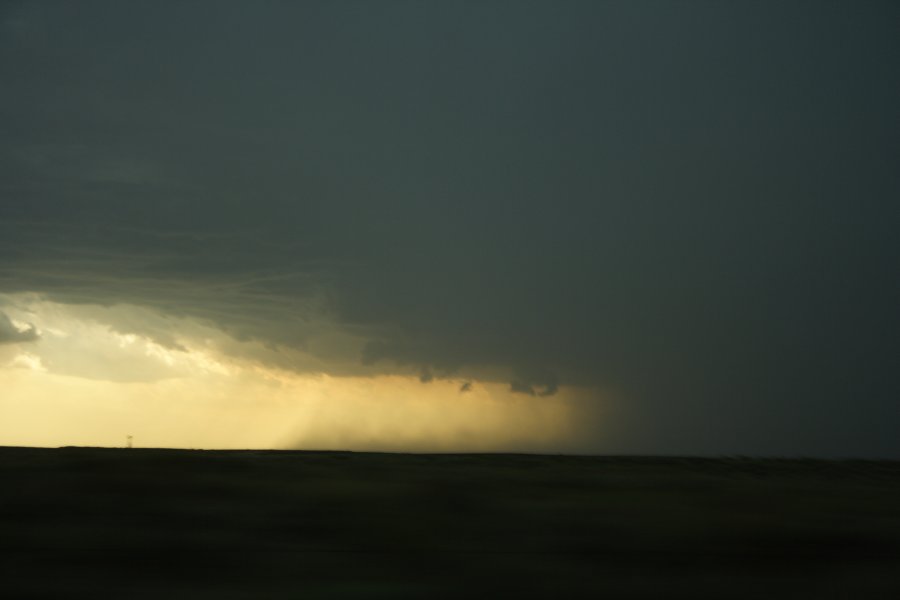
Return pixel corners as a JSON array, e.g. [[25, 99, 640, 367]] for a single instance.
[[0, 1, 897, 456]]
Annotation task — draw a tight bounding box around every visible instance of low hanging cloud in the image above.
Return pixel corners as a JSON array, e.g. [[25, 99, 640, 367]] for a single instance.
[[0, 1, 897, 456], [0, 311, 39, 345], [510, 368, 560, 397]]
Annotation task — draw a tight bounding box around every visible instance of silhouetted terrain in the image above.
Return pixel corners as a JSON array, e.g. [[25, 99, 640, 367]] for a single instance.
[[2, 447, 899, 598]]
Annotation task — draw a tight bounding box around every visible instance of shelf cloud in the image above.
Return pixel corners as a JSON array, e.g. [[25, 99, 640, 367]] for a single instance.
[[1, 1, 898, 455]]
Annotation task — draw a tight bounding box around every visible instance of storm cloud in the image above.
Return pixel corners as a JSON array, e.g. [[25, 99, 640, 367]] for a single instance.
[[1, 1, 898, 455]]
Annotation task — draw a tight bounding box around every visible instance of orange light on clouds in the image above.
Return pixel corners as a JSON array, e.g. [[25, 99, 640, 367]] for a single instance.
[[0, 296, 598, 452]]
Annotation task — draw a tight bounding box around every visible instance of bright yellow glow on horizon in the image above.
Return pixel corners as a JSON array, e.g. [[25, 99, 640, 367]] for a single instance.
[[0, 296, 599, 452], [0, 368, 583, 451]]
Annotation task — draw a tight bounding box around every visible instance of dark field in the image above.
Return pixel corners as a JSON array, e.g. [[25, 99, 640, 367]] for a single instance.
[[2, 448, 899, 598]]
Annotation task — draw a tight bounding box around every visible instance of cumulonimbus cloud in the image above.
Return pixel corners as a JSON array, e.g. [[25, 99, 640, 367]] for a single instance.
[[0, 1, 897, 456]]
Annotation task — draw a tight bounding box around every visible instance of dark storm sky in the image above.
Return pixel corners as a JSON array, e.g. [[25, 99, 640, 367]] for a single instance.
[[1, 1, 898, 456]]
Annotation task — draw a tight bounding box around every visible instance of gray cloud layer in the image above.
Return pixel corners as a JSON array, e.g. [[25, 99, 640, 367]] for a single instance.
[[1, 1, 898, 455]]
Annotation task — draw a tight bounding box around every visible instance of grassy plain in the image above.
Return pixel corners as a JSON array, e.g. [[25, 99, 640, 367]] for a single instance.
[[2, 447, 899, 598]]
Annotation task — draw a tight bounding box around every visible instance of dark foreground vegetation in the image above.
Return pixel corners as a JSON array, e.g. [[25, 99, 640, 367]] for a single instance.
[[1, 447, 899, 599]]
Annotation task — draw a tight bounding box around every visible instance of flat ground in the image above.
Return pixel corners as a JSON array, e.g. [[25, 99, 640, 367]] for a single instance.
[[1, 447, 899, 599]]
